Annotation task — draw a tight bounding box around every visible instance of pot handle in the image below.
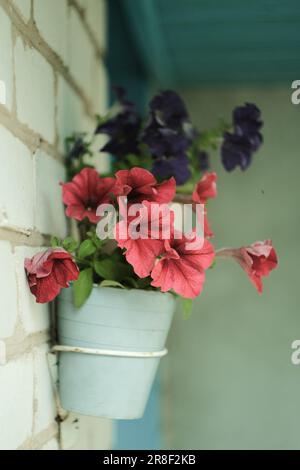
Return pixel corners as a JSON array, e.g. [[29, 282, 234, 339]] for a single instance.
[[52, 344, 168, 358]]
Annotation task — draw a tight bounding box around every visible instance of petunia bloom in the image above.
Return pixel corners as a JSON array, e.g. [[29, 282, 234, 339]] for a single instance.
[[152, 154, 191, 186], [149, 90, 189, 129], [221, 132, 253, 171], [192, 172, 217, 204], [61, 167, 117, 223], [95, 87, 141, 158], [142, 90, 192, 186], [233, 102, 263, 150], [25, 248, 79, 303], [216, 240, 278, 293], [114, 167, 176, 205], [221, 102, 263, 172], [151, 231, 215, 298], [143, 125, 190, 161], [115, 201, 173, 278]]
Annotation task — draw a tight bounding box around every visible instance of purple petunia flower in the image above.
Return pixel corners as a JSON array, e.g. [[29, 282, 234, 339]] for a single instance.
[[152, 154, 191, 185], [234, 103, 263, 141], [96, 111, 141, 157], [95, 87, 141, 158], [221, 132, 253, 171], [149, 90, 189, 129], [221, 102, 263, 172], [143, 125, 190, 160]]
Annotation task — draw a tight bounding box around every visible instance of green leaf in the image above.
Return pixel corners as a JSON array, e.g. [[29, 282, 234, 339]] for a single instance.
[[94, 258, 117, 279], [94, 258, 133, 281], [73, 268, 93, 308], [98, 280, 126, 289], [181, 298, 193, 319], [126, 154, 142, 167], [62, 236, 79, 253], [50, 236, 61, 248], [78, 239, 96, 259], [87, 230, 103, 249]]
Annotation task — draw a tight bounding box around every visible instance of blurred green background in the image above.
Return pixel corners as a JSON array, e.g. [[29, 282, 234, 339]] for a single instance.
[[162, 86, 300, 449], [108, 0, 300, 449]]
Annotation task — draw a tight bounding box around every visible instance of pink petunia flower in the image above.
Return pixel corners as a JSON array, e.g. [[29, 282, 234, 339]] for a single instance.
[[114, 167, 176, 204], [192, 172, 217, 204], [25, 248, 79, 303], [61, 167, 117, 223], [216, 240, 278, 293], [115, 201, 173, 278], [151, 231, 215, 298]]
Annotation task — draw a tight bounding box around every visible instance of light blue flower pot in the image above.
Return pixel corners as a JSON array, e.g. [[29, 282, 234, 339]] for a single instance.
[[57, 287, 176, 419]]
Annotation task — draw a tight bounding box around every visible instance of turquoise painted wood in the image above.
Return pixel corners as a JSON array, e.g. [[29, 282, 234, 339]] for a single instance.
[[57, 287, 176, 420], [121, 0, 300, 86]]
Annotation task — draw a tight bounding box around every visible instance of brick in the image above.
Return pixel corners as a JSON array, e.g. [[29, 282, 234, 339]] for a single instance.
[[15, 246, 50, 335], [13, 0, 31, 21], [68, 8, 94, 98], [33, 344, 57, 435], [34, 0, 69, 64], [85, 0, 107, 52], [40, 438, 59, 450], [56, 72, 110, 171], [15, 37, 55, 143], [0, 354, 34, 449], [34, 150, 67, 238], [0, 126, 35, 230], [0, 241, 18, 339], [0, 8, 13, 110], [90, 58, 108, 115], [57, 76, 91, 152]]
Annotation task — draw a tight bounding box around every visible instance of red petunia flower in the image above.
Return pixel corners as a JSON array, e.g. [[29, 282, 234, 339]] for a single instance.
[[115, 201, 173, 278], [114, 167, 176, 205], [25, 248, 79, 303], [192, 172, 217, 204], [61, 167, 117, 223], [151, 231, 215, 298], [216, 240, 278, 293]]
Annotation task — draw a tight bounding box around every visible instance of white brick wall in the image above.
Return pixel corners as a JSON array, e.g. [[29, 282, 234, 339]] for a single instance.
[[57, 76, 88, 151], [34, 150, 67, 238], [33, 344, 57, 435], [0, 241, 18, 339], [0, 0, 111, 450], [15, 37, 56, 143], [0, 354, 34, 449], [0, 126, 35, 230], [0, 8, 13, 110], [68, 8, 95, 99], [85, 0, 107, 53], [34, 0, 69, 64]]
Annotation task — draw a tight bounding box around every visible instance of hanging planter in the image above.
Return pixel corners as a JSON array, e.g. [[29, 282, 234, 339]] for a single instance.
[[56, 286, 175, 419], [24, 89, 278, 420]]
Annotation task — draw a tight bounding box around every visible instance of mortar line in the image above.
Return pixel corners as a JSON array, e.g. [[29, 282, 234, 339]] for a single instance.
[[0, 226, 50, 247], [5, 330, 51, 363], [68, 0, 106, 61], [0, 103, 63, 161], [18, 423, 59, 450]]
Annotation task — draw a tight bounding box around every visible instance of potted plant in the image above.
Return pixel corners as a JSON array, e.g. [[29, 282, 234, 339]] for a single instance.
[[24, 89, 278, 419]]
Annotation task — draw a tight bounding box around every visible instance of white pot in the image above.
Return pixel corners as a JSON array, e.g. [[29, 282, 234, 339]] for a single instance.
[[57, 286, 176, 419]]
